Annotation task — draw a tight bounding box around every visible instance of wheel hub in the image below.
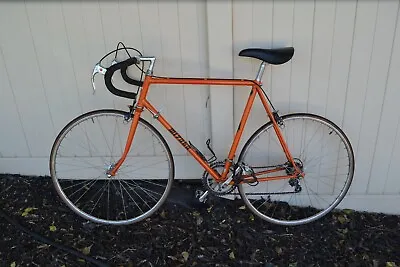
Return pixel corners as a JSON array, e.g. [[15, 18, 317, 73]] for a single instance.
[[105, 163, 115, 178], [285, 158, 304, 175]]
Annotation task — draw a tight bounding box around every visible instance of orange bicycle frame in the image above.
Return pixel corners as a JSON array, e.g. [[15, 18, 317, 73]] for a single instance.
[[110, 75, 300, 183]]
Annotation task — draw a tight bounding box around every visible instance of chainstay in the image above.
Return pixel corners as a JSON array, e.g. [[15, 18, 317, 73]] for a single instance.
[[227, 191, 300, 195], [251, 164, 286, 169]]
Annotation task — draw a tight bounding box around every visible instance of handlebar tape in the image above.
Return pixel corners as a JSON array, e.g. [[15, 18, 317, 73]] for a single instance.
[[104, 57, 143, 99]]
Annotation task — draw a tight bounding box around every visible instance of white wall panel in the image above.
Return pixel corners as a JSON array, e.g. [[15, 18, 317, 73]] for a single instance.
[[1, 0, 400, 213]]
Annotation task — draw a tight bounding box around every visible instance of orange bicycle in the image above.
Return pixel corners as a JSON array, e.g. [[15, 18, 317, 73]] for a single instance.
[[50, 43, 354, 226]]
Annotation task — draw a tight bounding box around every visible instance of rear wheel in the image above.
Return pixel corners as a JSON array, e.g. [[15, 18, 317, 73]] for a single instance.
[[238, 113, 354, 226], [50, 109, 174, 225]]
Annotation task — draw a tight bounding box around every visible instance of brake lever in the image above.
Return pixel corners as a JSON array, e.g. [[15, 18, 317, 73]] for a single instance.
[[91, 60, 119, 94], [91, 63, 107, 94]]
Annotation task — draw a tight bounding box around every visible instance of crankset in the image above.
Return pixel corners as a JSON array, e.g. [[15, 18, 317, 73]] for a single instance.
[[202, 161, 236, 196]]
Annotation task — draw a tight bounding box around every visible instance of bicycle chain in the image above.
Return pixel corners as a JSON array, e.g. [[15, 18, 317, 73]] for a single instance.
[[251, 164, 286, 169], [202, 161, 300, 196], [226, 191, 300, 196]]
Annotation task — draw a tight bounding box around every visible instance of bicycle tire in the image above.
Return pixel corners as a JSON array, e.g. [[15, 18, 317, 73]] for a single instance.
[[238, 113, 355, 226], [49, 109, 174, 225]]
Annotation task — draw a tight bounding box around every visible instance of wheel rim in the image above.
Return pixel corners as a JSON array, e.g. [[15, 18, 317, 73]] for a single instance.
[[238, 114, 354, 225], [50, 111, 173, 225]]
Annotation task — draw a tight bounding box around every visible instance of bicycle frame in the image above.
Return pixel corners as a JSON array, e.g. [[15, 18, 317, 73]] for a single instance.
[[109, 75, 301, 183]]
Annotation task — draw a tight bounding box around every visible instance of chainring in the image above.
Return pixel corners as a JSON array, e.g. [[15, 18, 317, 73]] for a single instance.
[[202, 161, 235, 196]]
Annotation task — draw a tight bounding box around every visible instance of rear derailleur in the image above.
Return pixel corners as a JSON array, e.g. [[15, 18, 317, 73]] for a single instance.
[[285, 158, 304, 193]]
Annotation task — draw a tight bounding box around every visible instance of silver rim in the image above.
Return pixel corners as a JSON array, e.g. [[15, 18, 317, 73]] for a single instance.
[[50, 110, 174, 225], [238, 114, 354, 226]]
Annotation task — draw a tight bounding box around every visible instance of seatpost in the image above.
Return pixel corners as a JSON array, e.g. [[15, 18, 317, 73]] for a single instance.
[[255, 62, 267, 82]]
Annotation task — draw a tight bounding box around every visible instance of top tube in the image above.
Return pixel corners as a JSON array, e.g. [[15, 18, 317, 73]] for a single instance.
[[137, 55, 267, 82]]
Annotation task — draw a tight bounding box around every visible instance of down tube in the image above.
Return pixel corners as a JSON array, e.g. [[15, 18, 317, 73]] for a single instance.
[[142, 100, 222, 181]]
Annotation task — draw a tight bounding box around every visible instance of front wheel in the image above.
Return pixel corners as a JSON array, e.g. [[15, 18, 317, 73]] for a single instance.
[[238, 113, 355, 226], [50, 109, 174, 225]]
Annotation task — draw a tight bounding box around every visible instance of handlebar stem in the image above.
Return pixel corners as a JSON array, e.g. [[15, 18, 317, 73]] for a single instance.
[[137, 56, 156, 76]]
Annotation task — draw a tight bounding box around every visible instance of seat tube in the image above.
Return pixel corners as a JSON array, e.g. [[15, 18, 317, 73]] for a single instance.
[[255, 62, 267, 82]]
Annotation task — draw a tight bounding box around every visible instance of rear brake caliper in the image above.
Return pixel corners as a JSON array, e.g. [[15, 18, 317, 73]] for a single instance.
[[273, 111, 284, 127]]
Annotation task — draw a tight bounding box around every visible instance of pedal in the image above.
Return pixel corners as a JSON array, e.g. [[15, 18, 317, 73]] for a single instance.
[[195, 189, 204, 199], [196, 190, 209, 203]]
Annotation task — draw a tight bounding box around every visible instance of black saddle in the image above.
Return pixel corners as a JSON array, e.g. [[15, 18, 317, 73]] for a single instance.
[[239, 47, 294, 65]]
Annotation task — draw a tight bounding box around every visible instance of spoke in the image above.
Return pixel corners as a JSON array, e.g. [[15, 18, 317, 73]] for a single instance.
[[107, 181, 110, 220], [254, 196, 267, 212], [272, 182, 292, 218], [56, 165, 105, 173], [286, 192, 295, 218], [119, 166, 168, 174], [97, 116, 115, 163], [60, 179, 93, 190], [303, 177, 346, 192], [304, 181, 329, 206], [125, 180, 163, 200], [119, 180, 144, 214], [118, 159, 168, 173], [116, 117, 124, 155], [253, 181, 288, 210], [67, 124, 97, 155], [110, 116, 119, 162], [291, 125, 294, 157], [270, 196, 281, 219], [306, 163, 350, 173], [249, 133, 282, 161], [301, 127, 326, 161], [83, 124, 93, 157], [72, 179, 99, 204], [77, 123, 108, 164], [111, 181, 123, 218], [302, 178, 315, 208], [78, 123, 105, 162], [303, 137, 342, 162], [136, 179, 168, 188], [300, 123, 323, 160], [132, 142, 159, 157], [306, 173, 349, 179], [305, 174, 350, 192], [88, 180, 110, 213], [56, 162, 102, 168], [118, 181, 128, 220], [57, 156, 106, 172], [299, 119, 307, 160], [256, 196, 270, 211], [68, 178, 98, 198], [120, 163, 169, 172], [304, 152, 345, 169], [117, 170, 166, 179], [121, 180, 152, 209]]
